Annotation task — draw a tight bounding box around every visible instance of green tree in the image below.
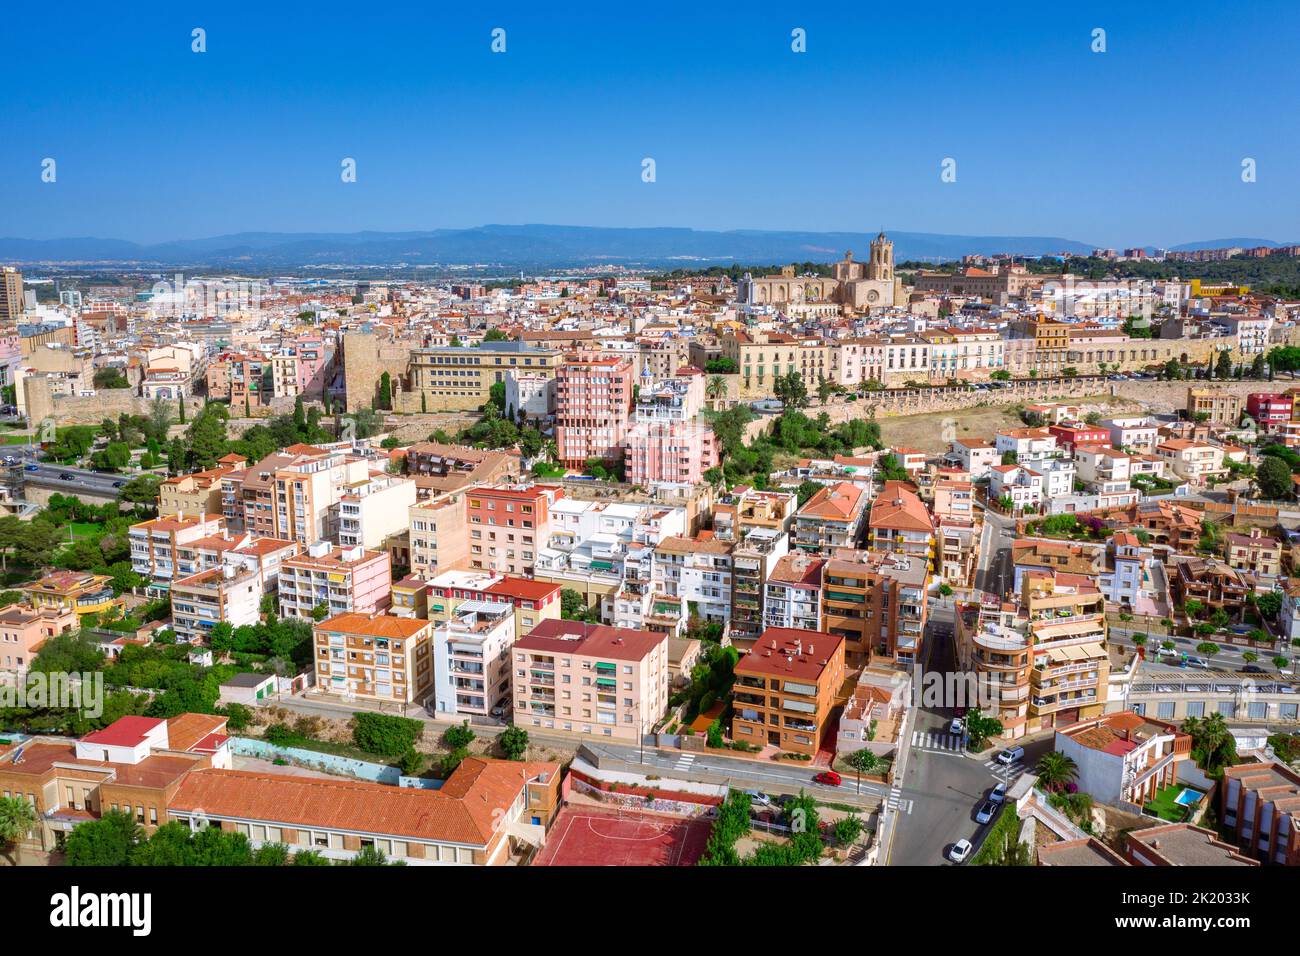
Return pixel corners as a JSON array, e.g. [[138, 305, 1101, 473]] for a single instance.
[[1255, 455, 1293, 499], [351, 712, 424, 757], [497, 724, 529, 760], [65, 810, 142, 866], [0, 796, 38, 865], [1182, 712, 1238, 778], [1033, 751, 1078, 791]]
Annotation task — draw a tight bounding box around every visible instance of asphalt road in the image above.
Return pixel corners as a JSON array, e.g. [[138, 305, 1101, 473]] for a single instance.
[[19, 462, 125, 496], [263, 691, 887, 810]]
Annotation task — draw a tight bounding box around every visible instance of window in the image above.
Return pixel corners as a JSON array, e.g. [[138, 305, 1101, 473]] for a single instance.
[[1156, 701, 1175, 719], [1185, 701, 1205, 719]]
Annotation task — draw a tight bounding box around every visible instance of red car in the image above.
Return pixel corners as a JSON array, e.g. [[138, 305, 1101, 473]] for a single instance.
[[813, 770, 842, 787]]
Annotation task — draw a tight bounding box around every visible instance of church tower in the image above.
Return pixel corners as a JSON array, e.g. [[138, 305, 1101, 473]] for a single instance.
[[868, 231, 894, 282]]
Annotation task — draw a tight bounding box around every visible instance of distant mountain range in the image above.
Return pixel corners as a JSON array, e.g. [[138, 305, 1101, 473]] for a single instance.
[[1, 225, 1295, 271], [0, 225, 1098, 271]]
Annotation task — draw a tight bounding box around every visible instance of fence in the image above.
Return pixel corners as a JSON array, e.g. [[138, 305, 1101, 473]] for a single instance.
[[231, 737, 440, 789]]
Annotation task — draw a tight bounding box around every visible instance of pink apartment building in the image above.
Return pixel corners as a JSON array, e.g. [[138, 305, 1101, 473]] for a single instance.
[[555, 354, 634, 469], [278, 542, 392, 619], [623, 366, 719, 485], [511, 618, 669, 741]]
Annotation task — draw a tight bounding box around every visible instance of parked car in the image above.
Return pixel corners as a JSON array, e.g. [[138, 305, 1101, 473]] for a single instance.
[[743, 789, 773, 808], [1241, 664, 1267, 674], [949, 717, 964, 736], [1187, 657, 1210, 669], [24, 464, 38, 472], [112, 480, 125, 488], [975, 801, 998, 825], [813, 770, 842, 787], [988, 782, 1007, 804], [948, 839, 972, 863], [59, 473, 74, 481], [996, 746, 1024, 766]]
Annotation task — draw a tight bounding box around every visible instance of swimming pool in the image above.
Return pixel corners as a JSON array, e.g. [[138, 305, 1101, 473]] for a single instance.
[[1173, 788, 1204, 807]]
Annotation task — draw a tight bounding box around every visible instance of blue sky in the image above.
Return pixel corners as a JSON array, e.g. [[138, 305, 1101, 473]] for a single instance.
[[3, 1, 1298, 248]]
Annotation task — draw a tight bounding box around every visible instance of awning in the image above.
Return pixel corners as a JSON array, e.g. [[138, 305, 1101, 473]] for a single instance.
[[457, 599, 511, 615], [595, 677, 616, 688]]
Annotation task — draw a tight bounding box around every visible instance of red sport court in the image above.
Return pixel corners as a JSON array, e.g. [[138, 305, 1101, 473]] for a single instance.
[[533, 805, 711, 866]]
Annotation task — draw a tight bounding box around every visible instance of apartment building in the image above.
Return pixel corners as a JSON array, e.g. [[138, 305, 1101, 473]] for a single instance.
[[159, 461, 245, 517], [425, 568, 560, 641], [312, 612, 435, 705], [129, 512, 226, 591], [762, 553, 824, 636], [1124, 823, 1258, 867], [407, 491, 471, 579], [226, 445, 373, 544], [623, 366, 719, 485], [713, 488, 797, 541], [732, 628, 846, 755], [1219, 762, 1300, 865], [954, 593, 1034, 739], [555, 354, 634, 469], [1246, 392, 1292, 433], [649, 535, 733, 635], [407, 340, 563, 412], [466, 484, 561, 576], [823, 548, 928, 667], [278, 542, 392, 620], [170, 531, 298, 590], [401, 442, 521, 496], [1021, 570, 1110, 728], [729, 527, 789, 647], [337, 472, 417, 549], [867, 480, 934, 560], [511, 619, 670, 742], [1112, 661, 1300, 727], [430, 598, 516, 720], [171, 563, 264, 644], [0, 603, 77, 672], [793, 481, 868, 554], [1054, 712, 1191, 807]]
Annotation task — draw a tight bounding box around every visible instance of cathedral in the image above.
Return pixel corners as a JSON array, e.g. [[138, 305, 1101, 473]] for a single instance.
[[738, 231, 903, 311]]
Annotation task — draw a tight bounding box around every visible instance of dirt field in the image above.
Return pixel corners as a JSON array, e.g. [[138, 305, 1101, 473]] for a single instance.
[[877, 394, 1141, 455]]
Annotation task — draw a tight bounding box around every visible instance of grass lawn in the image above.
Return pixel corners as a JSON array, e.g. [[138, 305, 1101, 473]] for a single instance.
[[68, 522, 101, 539], [1144, 784, 1195, 822]]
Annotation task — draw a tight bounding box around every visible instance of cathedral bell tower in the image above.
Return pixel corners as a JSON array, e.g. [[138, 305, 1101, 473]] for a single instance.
[[868, 231, 894, 282]]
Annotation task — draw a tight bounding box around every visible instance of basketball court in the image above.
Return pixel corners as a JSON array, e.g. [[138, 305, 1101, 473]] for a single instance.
[[533, 805, 711, 867]]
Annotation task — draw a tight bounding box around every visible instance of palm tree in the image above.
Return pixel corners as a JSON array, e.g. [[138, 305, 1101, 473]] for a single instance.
[[706, 375, 728, 410], [0, 796, 38, 865], [1033, 751, 1078, 791], [1182, 712, 1237, 778]]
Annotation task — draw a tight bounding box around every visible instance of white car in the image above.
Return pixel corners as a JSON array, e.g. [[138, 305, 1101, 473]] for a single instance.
[[996, 746, 1025, 766], [949, 717, 964, 736], [988, 783, 1007, 804], [948, 839, 972, 863], [975, 801, 997, 825]]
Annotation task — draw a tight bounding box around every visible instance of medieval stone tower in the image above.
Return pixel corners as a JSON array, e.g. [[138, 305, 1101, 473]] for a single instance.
[[868, 231, 894, 282]]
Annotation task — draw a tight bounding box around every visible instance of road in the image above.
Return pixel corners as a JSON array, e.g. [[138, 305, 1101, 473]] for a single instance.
[[1109, 627, 1291, 673], [262, 690, 888, 810], [973, 505, 1015, 595], [18, 461, 125, 497]]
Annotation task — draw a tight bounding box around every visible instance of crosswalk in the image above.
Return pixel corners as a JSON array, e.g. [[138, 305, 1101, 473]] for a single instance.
[[910, 730, 965, 754], [886, 785, 913, 815], [982, 756, 1026, 780], [673, 753, 696, 773]]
